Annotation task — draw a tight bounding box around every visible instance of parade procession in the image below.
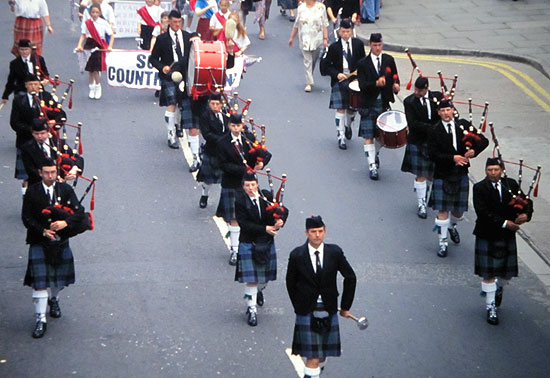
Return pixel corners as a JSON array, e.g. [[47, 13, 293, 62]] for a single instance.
[[1, 1, 550, 378]]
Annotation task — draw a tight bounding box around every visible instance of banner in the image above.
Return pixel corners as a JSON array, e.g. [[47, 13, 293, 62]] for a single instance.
[[224, 56, 246, 91], [111, 1, 172, 38], [106, 50, 160, 90]]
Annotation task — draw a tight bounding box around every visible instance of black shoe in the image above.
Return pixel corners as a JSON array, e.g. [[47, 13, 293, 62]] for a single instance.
[[417, 204, 427, 219], [449, 225, 460, 244], [189, 160, 201, 172], [32, 321, 47, 338], [229, 251, 237, 266], [495, 286, 503, 307], [257, 290, 264, 307], [437, 244, 448, 258], [199, 195, 208, 209], [247, 307, 258, 326], [154, 90, 160, 98], [487, 304, 499, 325], [168, 138, 179, 149], [344, 125, 352, 140], [369, 167, 379, 180], [338, 139, 347, 150], [48, 298, 61, 318], [375, 153, 380, 169], [175, 124, 183, 138]]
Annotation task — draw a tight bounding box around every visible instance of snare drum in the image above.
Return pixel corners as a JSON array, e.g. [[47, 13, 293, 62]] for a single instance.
[[348, 80, 360, 109], [187, 40, 227, 97], [376, 110, 408, 149]]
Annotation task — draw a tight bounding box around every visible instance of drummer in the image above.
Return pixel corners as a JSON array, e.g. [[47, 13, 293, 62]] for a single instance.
[[356, 33, 400, 180], [323, 19, 365, 150], [400, 77, 441, 219]]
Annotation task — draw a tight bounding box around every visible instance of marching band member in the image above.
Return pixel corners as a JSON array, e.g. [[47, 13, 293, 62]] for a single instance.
[[356, 33, 399, 180], [194, 0, 218, 41], [235, 172, 287, 326], [473, 158, 532, 325], [209, 0, 231, 40], [197, 93, 229, 208], [286, 215, 356, 378], [216, 114, 271, 265], [22, 159, 86, 338], [20, 119, 58, 186], [10, 74, 65, 196], [321, 18, 364, 149], [10, 0, 53, 57], [427, 99, 488, 257], [81, 0, 117, 38], [150, 11, 170, 52], [2, 39, 49, 105], [218, 12, 250, 56], [75, 3, 115, 100], [400, 77, 441, 219], [137, 0, 162, 50]]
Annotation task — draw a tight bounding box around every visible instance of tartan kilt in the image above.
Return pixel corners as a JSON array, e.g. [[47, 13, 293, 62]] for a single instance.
[[475, 237, 518, 279], [83, 38, 102, 72], [235, 242, 277, 284], [24, 243, 76, 290], [401, 143, 434, 179], [159, 78, 180, 107], [329, 81, 350, 110], [429, 175, 469, 213], [12, 17, 44, 56], [358, 98, 384, 139], [196, 152, 222, 184], [292, 302, 341, 358], [216, 187, 236, 221], [15, 147, 29, 180]]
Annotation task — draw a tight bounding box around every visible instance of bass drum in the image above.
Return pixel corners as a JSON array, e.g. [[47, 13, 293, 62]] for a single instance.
[[187, 40, 227, 98], [376, 110, 408, 149]]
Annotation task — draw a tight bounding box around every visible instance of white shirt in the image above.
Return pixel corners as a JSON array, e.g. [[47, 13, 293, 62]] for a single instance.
[[233, 33, 250, 51], [27, 92, 35, 107], [248, 194, 261, 217], [308, 242, 324, 302], [421, 95, 432, 120], [231, 133, 243, 147], [341, 38, 352, 74], [294, 2, 328, 51], [370, 53, 381, 74], [444, 120, 458, 151], [14, 0, 49, 18], [81, 17, 113, 39], [169, 28, 185, 62], [137, 4, 162, 25], [38, 141, 51, 158], [82, 2, 117, 29], [21, 56, 33, 74], [197, 0, 218, 19], [210, 10, 230, 29], [42, 182, 54, 202]]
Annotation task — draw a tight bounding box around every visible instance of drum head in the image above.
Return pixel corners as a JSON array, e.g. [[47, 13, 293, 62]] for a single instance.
[[348, 80, 360, 92], [187, 40, 198, 97], [376, 110, 407, 132]]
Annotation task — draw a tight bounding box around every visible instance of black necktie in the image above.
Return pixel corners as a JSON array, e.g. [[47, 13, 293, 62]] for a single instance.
[[174, 32, 183, 61], [344, 41, 351, 63], [376, 56, 381, 74], [252, 198, 261, 217], [46, 187, 53, 204], [40, 143, 48, 157], [446, 123, 453, 134], [314, 251, 322, 275], [494, 182, 502, 201]]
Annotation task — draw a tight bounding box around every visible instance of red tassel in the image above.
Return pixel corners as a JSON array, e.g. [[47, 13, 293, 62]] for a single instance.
[[90, 182, 96, 211], [406, 68, 414, 90], [68, 86, 74, 109], [88, 212, 95, 231], [78, 138, 83, 155], [534, 173, 541, 197], [481, 119, 487, 133]]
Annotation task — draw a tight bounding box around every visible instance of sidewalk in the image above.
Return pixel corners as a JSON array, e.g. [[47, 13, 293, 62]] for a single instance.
[[355, 0, 550, 269], [356, 0, 550, 78]]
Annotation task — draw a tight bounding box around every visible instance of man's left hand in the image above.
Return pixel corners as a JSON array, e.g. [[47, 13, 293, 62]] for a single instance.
[[50, 220, 68, 231], [339, 309, 350, 318], [464, 149, 475, 159], [393, 83, 400, 94]]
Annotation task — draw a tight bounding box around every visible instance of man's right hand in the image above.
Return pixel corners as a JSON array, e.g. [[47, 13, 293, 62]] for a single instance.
[[162, 65, 171, 74], [376, 76, 386, 87], [453, 155, 469, 166], [505, 220, 520, 232], [1, 99, 7, 105], [43, 229, 57, 241]]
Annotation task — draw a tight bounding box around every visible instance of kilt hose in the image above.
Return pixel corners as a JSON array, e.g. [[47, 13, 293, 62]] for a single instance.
[[235, 242, 277, 284], [24, 243, 76, 290], [475, 237, 518, 279], [429, 175, 469, 213], [292, 302, 341, 359], [12, 17, 44, 56], [401, 142, 434, 179]]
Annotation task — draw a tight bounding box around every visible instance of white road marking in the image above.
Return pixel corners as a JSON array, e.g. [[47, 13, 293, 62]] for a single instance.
[[285, 348, 305, 378]]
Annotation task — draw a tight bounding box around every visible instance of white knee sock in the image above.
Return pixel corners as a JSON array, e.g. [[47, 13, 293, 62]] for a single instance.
[[49, 287, 61, 300], [32, 290, 48, 322], [304, 366, 321, 378], [450, 214, 464, 227], [201, 183, 211, 196], [435, 218, 450, 244], [244, 285, 258, 308], [482, 282, 497, 307], [258, 282, 267, 292], [345, 112, 355, 128], [335, 112, 345, 137], [165, 111, 176, 135], [364, 144, 376, 166], [228, 225, 240, 251], [415, 181, 427, 206], [188, 134, 200, 157]]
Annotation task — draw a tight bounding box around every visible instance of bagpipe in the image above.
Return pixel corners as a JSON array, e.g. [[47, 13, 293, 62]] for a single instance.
[[257, 169, 289, 226], [489, 123, 540, 218], [41, 176, 98, 238], [405, 48, 489, 151]]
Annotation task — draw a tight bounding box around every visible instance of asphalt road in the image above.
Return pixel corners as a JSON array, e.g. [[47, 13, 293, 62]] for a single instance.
[[1, 2, 549, 378]]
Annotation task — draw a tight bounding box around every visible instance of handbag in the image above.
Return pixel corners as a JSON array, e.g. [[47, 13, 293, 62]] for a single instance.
[[488, 240, 508, 259], [319, 47, 330, 76], [443, 175, 462, 195], [310, 314, 332, 334], [252, 241, 272, 264]]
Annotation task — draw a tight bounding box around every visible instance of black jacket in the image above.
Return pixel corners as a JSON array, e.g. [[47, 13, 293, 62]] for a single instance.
[[427, 119, 488, 180], [20, 138, 59, 185], [357, 52, 400, 108], [473, 177, 532, 240], [2, 55, 49, 100], [286, 243, 356, 315], [22, 181, 85, 245], [325, 0, 360, 19], [323, 37, 366, 87], [199, 108, 229, 156], [403, 90, 442, 146]]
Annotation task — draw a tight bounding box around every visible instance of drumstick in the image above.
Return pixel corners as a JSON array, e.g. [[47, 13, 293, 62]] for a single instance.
[[0, 103, 5, 113], [338, 70, 358, 82]]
